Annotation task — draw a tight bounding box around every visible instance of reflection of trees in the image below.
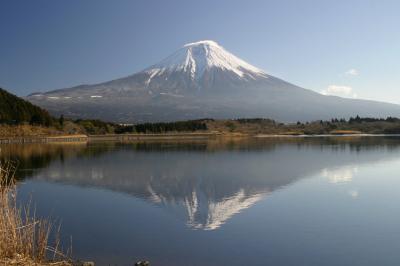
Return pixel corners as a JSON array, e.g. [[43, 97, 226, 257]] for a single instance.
[[121, 136, 400, 153], [0, 144, 87, 180], [1, 136, 400, 182]]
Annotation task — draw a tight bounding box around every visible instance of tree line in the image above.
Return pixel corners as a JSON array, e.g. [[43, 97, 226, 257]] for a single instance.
[[115, 120, 208, 134], [73, 119, 208, 134]]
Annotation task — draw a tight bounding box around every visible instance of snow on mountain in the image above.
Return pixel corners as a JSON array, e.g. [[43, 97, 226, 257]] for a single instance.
[[27, 40, 400, 123], [144, 40, 267, 84]]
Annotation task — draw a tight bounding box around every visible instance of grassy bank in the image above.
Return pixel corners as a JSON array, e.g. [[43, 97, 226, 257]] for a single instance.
[[77, 116, 400, 136], [0, 160, 72, 265], [0, 124, 63, 137], [206, 117, 400, 135]]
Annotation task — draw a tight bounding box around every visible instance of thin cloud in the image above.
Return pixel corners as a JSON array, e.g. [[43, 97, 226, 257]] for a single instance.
[[345, 69, 359, 76], [321, 85, 358, 98]]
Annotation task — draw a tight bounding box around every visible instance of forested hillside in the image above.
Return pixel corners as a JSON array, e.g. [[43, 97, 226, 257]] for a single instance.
[[0, 88, 52, 126]]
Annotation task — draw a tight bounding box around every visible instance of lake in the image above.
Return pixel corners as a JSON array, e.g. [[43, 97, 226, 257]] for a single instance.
[[2, 137, 400, 266]]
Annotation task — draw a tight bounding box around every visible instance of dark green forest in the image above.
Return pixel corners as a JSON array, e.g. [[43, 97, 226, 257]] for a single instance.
[[0, 88, 53, 126], [73, 119, 208, 134]]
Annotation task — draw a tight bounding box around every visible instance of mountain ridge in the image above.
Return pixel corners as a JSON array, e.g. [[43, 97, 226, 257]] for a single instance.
[[27, 40, 400, 123]]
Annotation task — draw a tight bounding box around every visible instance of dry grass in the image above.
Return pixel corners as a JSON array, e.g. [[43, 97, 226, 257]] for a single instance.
[[0, 122, 87, 138], [0, 160, 72, 266], [0, 125, 61, 137]]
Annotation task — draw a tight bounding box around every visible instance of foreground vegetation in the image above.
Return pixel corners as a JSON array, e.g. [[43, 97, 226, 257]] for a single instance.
[[0, 160, 72, 265]]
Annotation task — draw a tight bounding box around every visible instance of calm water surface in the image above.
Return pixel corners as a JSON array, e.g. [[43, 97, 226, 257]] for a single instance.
[[2, 137, 400, 266]]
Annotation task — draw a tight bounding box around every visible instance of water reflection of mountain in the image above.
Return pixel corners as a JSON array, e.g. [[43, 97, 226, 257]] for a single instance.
[[3, 137, 400, 230]]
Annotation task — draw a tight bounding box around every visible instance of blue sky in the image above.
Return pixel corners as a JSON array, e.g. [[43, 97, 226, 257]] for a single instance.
[[1, 0, 399, 103]]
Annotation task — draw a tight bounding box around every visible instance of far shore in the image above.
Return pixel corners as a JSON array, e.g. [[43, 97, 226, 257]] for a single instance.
[[1, 132, 400, 144], [0, 132, 218, 144], [255, 133, 400, 138]]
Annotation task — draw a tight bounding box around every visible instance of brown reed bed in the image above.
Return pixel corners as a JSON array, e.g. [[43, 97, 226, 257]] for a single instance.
[[0, 159, 72, 266]]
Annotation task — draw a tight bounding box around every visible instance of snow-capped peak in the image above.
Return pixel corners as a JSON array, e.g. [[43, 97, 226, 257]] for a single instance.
[[143, 40, 267, 84]]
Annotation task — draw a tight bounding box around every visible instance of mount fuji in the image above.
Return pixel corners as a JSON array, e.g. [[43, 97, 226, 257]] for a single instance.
[[27, 40, 400, 122]]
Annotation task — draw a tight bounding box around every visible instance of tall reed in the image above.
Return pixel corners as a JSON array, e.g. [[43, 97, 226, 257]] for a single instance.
[[0, 159, 72, 265]]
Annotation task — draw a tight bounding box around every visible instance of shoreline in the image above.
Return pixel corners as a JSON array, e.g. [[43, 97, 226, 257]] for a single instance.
[[0, 134, 88, 144], [0, 132, 219, 144], [1, 132, 400, 144], [88, 132, 220, 142], [254, 133, 400, 138]]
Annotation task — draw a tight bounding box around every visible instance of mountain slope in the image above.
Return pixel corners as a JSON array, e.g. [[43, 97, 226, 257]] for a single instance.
[[27, 40, 400, 122], [0, 88, 52, 125]]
